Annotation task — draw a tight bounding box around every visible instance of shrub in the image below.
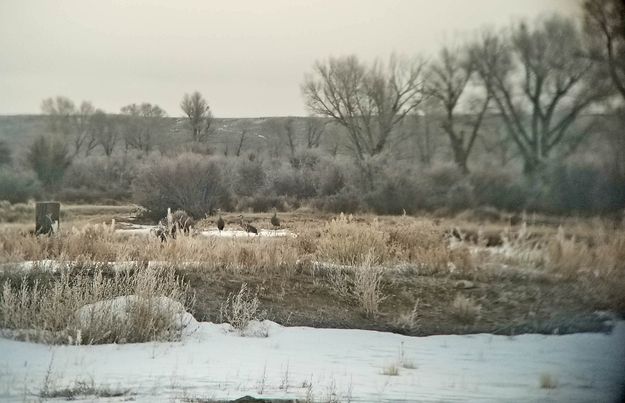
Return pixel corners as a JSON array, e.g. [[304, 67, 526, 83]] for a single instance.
[[353, 252, 386, 317], [234, 159, 266, 196], [414, 164, 465, 210], [133, 153, 232, 219], [470, 169, 527, 211], [364, 173, 420, 215], [219, 283, 265, 335], [271, 164, 317, 199], [62, 154, 138, 202], [313, 188, 361, 213], [450, 294, 481, 324], [0, 169, 41, 203], [26, 135, 72, 188], [317, 216, 389, 265], [539, 161, 625, 214], [237, 194, 290, 212], [539, 373, 558, 389], [316, 164, 345, 196]]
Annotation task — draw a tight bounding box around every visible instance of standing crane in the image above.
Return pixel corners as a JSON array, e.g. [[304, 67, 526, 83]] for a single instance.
[[270, 209, 280, 232], [217, 214, 225, 234]]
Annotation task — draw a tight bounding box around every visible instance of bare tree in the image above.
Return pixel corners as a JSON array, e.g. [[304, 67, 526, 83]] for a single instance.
[[180, 91, 213, 142], [304, 116, 328, 148], [584, 0, 625, 101], [471, 17, 609, 175], [120, 103, 167, 154], [284, 118, 297, 158], [41, 97, 96, 157], [76, 101, 97, 156], [91, 110, 119, 157], [410, 98, 441, 166], [41, 96, 75, 136], [427, 45, 490, 173], [302, 54, 425, 161]]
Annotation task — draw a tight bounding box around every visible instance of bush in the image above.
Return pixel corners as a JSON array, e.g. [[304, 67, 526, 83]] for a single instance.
[[365, 173, 420, 215], [26, 135, 72, 188], [316, 163, 345, 196], [219, 283, 265, 336], [270, 164, 317, 199], [539, 162, 625, 214], [470, 169, 527, 211], [234, 159, 266, 196], [414, 164, 466, 210], [237, 194, 291, 212], [314, 188, 362, 213], [0, 169, 41, 203], [133, 153, 232, 219]]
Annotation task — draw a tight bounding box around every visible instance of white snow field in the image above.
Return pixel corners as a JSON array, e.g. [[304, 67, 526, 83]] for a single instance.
[[1, 318, 624, 402]]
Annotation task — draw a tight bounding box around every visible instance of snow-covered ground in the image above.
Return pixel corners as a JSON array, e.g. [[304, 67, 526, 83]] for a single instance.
[[115, 224, 295, 238], [1, 319, 624, 402]]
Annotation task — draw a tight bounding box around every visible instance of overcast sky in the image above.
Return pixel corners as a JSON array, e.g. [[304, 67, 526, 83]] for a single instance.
[[0, 0, 579, 117]]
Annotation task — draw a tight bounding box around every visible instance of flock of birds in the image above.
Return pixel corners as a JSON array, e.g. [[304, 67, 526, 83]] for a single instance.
[[155, 209, 281, 242]]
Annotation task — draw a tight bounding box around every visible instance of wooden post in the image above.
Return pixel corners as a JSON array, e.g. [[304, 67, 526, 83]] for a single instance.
[[35, 202, 60, 235]]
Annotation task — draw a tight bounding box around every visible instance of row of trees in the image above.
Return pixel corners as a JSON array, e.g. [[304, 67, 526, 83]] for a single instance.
[[302, 0, 624, 178], [38, 91, 214, 159]]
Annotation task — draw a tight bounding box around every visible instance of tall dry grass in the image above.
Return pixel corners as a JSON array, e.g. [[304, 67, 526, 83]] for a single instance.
[[1, 266, 192, 344]]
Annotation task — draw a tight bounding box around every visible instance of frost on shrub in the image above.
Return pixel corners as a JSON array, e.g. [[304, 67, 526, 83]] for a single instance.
[[234, 159, 267, 196], [133, 153, 232, 219], [0, 169, 41, 203], [219, 283, 267, 336]]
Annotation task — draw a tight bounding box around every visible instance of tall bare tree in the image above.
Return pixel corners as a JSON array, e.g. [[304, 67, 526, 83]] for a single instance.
[[41, 96, 96, 157], [304, 116, 328, 148], [584, 0, 625, 101], [428, 45, 491, 173], [302, 54, 425, 161], [120, 103, 167, 154], [471, 17, 609, 175], [91, 110, 119, 157], [180, 91, 213, 142]]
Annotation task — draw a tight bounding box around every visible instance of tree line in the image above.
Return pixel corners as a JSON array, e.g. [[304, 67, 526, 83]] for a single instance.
[[0, 0, 623, 215]]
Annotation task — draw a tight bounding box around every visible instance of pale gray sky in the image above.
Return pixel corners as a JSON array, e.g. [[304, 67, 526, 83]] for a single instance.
[[0, 0, 579, 117]]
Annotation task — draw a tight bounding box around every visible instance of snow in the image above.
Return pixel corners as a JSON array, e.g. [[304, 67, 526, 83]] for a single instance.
[[1, 317, 624, 402], [75, 296, 199, 336], [114, 224, 295, 238]]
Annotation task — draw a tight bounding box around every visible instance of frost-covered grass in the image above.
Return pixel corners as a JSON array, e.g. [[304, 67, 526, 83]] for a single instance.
[[1, 267, 192, 344]]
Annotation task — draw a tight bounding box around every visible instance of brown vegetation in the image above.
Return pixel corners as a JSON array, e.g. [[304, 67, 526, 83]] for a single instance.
[[0, 207, 623, 344]]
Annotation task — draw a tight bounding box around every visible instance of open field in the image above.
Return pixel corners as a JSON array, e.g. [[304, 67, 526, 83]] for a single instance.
[[1, 204, 624, 337], [1, 205, 625, 401]]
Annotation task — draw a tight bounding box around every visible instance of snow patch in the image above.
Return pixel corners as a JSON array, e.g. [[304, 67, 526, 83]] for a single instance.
[[75, 295, 199, 336]]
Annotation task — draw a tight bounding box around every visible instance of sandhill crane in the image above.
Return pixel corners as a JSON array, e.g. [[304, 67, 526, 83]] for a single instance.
[[217, 214, 225, 233], [271, 210, 280, 231], [238, 215, 258, 235]]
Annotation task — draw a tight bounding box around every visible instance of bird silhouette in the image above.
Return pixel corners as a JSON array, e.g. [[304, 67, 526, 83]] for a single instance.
[[271, 210, 280, 230], [217, 214, 225, 233], [239, 215, 258, 235]]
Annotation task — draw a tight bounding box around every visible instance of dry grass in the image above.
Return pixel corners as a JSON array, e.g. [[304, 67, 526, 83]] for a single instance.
[[1, 266, 191, 344], [219, 282, 265, 335], [451, 294, 481, 324], [381, 363, 400, 376], [1, 207, 625, 340], [539, 373, 558, 389]]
